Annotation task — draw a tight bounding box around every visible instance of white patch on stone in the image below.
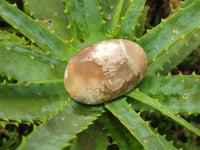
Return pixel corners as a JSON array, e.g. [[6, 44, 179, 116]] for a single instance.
[[80, 47, 93, 62], [64, 68, 68, 79], [92, 41, 122, 65], [119, 39, 140, 78], [91, 40, 141, 92], [92, 41, 122, 77], [80, 55, 93, 62]]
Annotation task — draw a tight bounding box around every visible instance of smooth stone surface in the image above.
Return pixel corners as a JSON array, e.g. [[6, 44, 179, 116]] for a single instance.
[[64, 39, 147, 105]]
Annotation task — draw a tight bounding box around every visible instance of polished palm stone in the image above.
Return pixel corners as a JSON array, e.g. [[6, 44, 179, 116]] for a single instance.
[[64, 39, 147, 105]]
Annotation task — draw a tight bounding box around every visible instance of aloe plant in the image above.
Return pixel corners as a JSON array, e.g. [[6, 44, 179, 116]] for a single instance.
[[0, 0, 200, 149]]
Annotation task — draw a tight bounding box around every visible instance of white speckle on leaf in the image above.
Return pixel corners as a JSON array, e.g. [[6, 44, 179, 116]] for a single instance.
[[86, 12, 89, 16], [183, 93, 189, 99], [173, 28, 180, 35], [106, 15, 111, 20], [165, 51, 169, 55], [144, 140, 148, 143], [54, 12, 58, 16], [60, 116, 64, 120]]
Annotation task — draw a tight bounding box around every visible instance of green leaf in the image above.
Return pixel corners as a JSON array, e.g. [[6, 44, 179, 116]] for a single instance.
[[108, 0, 124, 38], [105, 98, 171, 150], [120, 0, 131, 18], [170, 0, 195, 16], [102, 0, 120, 34], [99, 111, 143, 150], [69, 121, 109, 150], [127, 89, 200, 136], [137, 74, 200, 114], [23, 0, 71, 41], [0, 30, 29, 46], [0, 29, 46, 54], [65, 0, 107, 49], [0, 46, 63, 82], [147, 29, 200, 75], [0, 38, 67, 71], [151, 128, 177, 150], [135, 6, 149, 38], [136, 0, 200, 64], [114, 0, 146, 39], [18, 101, 104, 150], [0, 81, 67, 121], [0, 0, 76, 61]]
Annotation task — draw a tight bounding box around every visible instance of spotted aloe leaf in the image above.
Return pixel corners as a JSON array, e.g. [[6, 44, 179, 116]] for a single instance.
[[0, 0, 77, 61], [23, 0, 72, 41], [135, 6, 149, 38], [0, 30, 29, 46], [0, 13, 66, 82], [98, 111, 143, 150], [127, 89, 200, 136], [0, 46, 64, 82], [101, 0, 120, 34], [134, 74, 200, 114], [114, 0, 146, 39], [101, 0, 130, 35], [170, 0, 196, 16], [65, 0, 107, 49], [108, 0, 124, 38], [105, 98, 177, 150], [18, 101, 103, 150], [69, 121, 109, 150], [136, 1, 200, 64], [0, 38, 67, 71], [147, 29, 200, 75], [0, 81, 67, 121]]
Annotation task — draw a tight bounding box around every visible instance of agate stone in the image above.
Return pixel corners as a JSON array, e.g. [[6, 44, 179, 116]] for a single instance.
[[64, 39, 147, 105]]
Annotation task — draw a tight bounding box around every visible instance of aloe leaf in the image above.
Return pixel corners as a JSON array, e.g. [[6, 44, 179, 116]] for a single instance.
[[151, 128, 177, 150], [136, 74, 200, 114], [18, 101, 103, 150], [23, 0, 71, 41], [147, 28, 200, 75], [105, 98, 171, 150], [0, 0, 76, 61], [65, 0, 107, 49], [135, 6, 149, 38], [102, 0, 120, 34], [170, 0, 195, 16], [0, 38, 67, 70], [0, 30, 44, 54], [0, 81, 67, 121], [69, 121, 109, 150], [99, 111, 143, 150], [136, 0, 200, 64], [0, 46, 64, 82], [100, 0, 130, 34], [0, 30, 29, 46], [114, 0, 146, 39], [108, 0, 124, 38], [120, 0, 130, 18], [127, 89, 200, 136]]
